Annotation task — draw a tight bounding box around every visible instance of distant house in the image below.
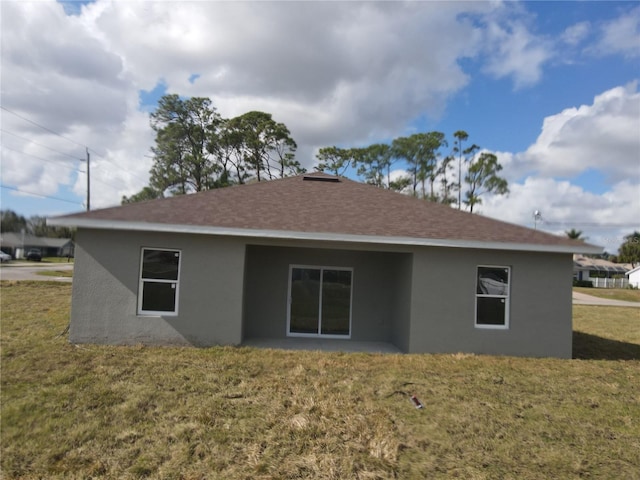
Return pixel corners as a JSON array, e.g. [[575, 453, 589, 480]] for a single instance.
[[573, 255, 633, 288], [626, 266, 640, 289], [0, 232, 74, 259], [49, 173, 601, 358]]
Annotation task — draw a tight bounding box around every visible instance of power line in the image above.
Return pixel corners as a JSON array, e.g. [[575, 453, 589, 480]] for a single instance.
[[0, 184, 82, 206], [0, 129, 85, 162], [0, 105, 88, 150], [2, 146, 131, 194], [541, 221, 638, 228], [2, 146, 86, 174], [1, 105, 150, 192]]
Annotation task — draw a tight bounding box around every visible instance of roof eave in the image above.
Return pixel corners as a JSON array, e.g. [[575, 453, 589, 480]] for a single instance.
[[48, 217, 603, 255]]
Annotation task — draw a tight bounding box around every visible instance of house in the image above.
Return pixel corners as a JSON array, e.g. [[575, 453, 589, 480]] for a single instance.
[[0, 232, 74, 259], [626, 266, 640, 289], [49, 173, 602, 358], [573, 255, 633, 288]]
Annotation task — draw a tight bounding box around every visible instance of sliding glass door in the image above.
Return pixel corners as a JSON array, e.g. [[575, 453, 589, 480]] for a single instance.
[[288, 266, 352, 338]]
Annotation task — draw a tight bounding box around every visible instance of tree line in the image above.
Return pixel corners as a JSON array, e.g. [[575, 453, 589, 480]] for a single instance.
[[126, 94, 509, 213], [315, 130, 509, 212], [0, 210, 75, 239], [123, 94, 303, 203]]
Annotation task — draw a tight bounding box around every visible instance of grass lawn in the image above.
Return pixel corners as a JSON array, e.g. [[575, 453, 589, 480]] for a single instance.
[[35, 269, 73, 278], [574, 286, 640, 303], [2, 281, 639, 479]]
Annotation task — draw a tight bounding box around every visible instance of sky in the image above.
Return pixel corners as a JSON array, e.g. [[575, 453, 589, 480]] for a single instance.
[[1, 0, 639, 253]]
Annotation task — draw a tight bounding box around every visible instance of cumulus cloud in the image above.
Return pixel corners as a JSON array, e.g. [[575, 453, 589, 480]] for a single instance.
[[505, 82, 640, 184], [1, 0, 637, 248], [484, 83, 640, 252], [1, 0, 507, 210], [480, 176, 639, 252]]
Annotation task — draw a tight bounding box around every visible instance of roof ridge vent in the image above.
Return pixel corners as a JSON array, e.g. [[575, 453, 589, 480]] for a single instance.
[[302, 173, 341, 182]]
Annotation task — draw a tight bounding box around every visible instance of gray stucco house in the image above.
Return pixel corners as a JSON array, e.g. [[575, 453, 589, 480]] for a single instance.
[[49, 173, 601, 358]]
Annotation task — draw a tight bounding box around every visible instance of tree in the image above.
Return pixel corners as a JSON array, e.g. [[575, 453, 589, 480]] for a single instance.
[[390, 132, 446, 198], [149, 94, 221, 195], [0, 210, 74, 239], [122, 186, 164, 204], [1, 210, 28, 233], [354, 144, 393, 188], [565, 229, 586, 240], [422, 132, 447, 201], [618, 231, 640, 266], [388, 175, 412, 192], [315, 146, 353, 176], [463, 152, 509, 213], [225, 111, 300, 182], [436, 155, 456, 205], [453, 130, 480, 210], [125, 95, 300, 204], [390, 135, 421, 196]]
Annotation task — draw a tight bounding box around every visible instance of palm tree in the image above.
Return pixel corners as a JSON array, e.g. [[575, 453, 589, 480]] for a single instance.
[[566, 229, 585, 240]]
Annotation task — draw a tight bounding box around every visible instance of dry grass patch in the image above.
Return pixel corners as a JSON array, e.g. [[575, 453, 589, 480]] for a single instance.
[[2, 281, 640, 479]]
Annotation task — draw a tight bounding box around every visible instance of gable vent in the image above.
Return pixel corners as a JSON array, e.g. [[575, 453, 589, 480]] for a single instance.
[[302, 174, 341, 182]]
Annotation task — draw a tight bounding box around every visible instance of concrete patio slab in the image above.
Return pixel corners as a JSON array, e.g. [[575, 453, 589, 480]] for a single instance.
[[242, 338, 402, 353]]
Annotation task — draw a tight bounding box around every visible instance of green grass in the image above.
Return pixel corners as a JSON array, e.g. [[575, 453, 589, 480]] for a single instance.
[[574, 286, 640, 303], [2, 281, 639, 479], [35, 269, 73, 278]]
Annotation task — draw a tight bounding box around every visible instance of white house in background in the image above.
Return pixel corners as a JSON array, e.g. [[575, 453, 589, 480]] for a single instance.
[[626, 266, 640, 289], [573, 255, 633, 288]]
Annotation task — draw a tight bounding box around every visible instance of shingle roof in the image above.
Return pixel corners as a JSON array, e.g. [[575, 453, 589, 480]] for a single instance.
[[50, 172, 601, 253], [573, 255, 633, 273], [0, 232, 72, 248]]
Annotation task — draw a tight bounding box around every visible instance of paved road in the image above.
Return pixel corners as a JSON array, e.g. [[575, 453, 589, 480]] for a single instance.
[[0, 263, 74, 283], [572, 291, 640, 308]]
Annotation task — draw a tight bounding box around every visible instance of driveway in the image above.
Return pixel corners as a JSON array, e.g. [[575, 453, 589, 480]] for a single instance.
[[0, 263, 73, 283], [572, 291, 640, 308]]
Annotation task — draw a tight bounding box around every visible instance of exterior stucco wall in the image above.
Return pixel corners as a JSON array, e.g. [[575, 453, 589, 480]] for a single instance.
[[243, 245, 411, 345], [408, 248, 573, 358], [70, 228, 246, 346]]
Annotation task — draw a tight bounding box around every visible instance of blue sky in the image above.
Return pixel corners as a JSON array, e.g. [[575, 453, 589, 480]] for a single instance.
[[1, 0, 638, 251]]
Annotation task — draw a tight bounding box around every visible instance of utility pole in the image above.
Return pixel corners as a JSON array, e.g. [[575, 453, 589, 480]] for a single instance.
[[533, 210, 542, 230], [86, 147, 90, 211]]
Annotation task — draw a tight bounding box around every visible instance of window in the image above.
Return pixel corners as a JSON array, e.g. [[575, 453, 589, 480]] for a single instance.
[[475, 266, 510, 329], [138, 248, 181, 316], [288, 265, 353, 338]]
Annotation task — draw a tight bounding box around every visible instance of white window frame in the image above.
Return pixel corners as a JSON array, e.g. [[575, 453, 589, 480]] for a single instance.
[[475, 265, 510, 330], [137, 247, 181, 316], [286, 264, 354, 339]]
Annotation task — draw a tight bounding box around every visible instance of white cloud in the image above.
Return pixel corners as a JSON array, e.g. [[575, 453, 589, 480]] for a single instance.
[[1, 0, 635, 235], [561, 21, 591, 47], [481, 83, 640, 253], [596, 6, 640, 58], [478, 5, 554, 89], [479, 176, 640, 252], [501, 83, 640, 184], [2, 0, 507, 210]]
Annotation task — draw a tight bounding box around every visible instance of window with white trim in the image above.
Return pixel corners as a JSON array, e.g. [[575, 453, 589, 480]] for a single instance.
[[475, 266, 510, 328], [138, 248, 181, 316]]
